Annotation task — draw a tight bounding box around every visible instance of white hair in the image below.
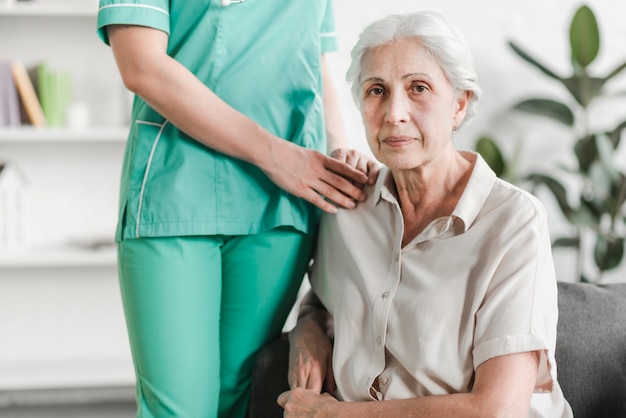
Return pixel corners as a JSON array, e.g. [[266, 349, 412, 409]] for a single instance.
[[346, 10, 482, 126]]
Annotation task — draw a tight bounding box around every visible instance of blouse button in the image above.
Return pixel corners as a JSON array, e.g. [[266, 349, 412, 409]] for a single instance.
[[380, 376, 389, 385], [376, 336, 382, 345], [382, 291, 390, 299]]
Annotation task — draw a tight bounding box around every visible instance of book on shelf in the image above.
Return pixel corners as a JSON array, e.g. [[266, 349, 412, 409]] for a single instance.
[[10, 60, 47, 127], [37, 62, 73, 127], [0, 60, 21, 127]]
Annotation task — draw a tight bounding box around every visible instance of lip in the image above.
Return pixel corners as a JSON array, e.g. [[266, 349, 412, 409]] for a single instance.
[[381, 136, 417, 148]]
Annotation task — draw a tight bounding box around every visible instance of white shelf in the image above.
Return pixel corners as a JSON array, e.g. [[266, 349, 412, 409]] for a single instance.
[[0, 126, 128, 143], [0, 1, 98, 17], [0, 357, 134, 390], [0, 243, 117, 268]]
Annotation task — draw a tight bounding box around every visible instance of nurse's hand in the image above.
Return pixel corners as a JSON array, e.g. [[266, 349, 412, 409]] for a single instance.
[[261, 140, 370, 214], [278, 388, 338, 417], [288, 316, 335, 395], [329, 148, 380, 187]]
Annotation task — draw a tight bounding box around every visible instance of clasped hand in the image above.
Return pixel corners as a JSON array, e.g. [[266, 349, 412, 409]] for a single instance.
[[277, 316, 338, 417]]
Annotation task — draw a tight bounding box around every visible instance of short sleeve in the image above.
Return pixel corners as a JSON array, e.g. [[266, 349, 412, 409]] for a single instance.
[[472, 198, 559, 392], [320, 0, 338, 53], [97, 0, 171, 45]]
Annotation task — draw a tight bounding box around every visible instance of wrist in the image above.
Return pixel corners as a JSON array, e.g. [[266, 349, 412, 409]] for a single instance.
[[324, 396, 342, 417], [249, 129, 280, 171]]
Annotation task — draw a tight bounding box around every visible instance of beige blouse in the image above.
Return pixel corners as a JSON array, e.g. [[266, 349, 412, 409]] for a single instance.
[[310, 152, 573, 417]]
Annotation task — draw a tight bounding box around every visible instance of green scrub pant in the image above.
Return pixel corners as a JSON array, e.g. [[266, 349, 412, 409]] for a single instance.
[[117, 228, 314, 418]]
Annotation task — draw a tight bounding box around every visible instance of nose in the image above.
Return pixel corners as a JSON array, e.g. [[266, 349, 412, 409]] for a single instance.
[[384, 92, 410, 125]]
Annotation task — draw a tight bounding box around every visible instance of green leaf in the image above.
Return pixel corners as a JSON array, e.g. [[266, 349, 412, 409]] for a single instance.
[[508, 41, 563, 81], [570, 5, 600, 68], [610, 172, 626, 216], [553, 237, 580, 248], [594, 236, 624, 271], [569, 206, 600, 227], [574, 135, 597, 173], [526, 173, 573, 219], [609, 119, 626, 148], [475, 136, 506, 178], [562, 75, 605, 107], [580, 195, 605, 220], [513, 98, 575, 126]]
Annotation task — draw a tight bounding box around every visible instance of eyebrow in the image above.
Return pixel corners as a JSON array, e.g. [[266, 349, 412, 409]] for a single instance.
[[361, 76, 384, 85], [361, 73, 430, 85]]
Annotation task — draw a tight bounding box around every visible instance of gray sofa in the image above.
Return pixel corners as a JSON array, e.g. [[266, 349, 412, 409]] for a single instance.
[[248, 281, 626, 418]]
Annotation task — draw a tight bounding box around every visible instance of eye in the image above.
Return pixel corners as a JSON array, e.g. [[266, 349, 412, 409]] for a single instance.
[[365, 85, 386, 97], [410, 84, 428, 94]]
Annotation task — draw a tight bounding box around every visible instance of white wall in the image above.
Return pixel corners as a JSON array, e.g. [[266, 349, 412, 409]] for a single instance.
[[328, 0, 626, 283]]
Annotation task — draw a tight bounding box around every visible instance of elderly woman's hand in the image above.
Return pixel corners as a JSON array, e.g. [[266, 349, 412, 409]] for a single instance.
[[287, 316, 336, 395], [329, 148, 380, 187], [278, 387, 338, 417]]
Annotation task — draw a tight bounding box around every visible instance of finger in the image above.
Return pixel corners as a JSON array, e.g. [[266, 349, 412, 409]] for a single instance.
[[329, 148, 348, 163], [355, 157, 369, 179], [324, 156, 369, 185], [313, 180, 359, 210], [301, 189, 339, 214], [306, 366, 324, 393], [288, 367, 300, 389], [367, 160, 381, 185], [321, 172, 367, 203], [296, 365, 312, 389], [343, 151, 361, 170], [277, 391, 289, 407]]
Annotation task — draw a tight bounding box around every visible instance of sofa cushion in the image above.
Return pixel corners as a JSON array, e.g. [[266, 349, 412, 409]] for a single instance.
[[555, 281, 626, 418]]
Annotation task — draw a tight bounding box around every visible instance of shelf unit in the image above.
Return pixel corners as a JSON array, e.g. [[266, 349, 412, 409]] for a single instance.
[[0, 4, 134, 392], [0, 126, 128, 143], [0, 244, 117, 268], [0, 1, 98, 17]]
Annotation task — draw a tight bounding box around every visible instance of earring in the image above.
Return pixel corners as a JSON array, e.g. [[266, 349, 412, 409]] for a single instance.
[[452, 126, 457, 135]]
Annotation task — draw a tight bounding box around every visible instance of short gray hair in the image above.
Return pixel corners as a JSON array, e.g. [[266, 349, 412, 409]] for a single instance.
[[346, 10, 482, 126]]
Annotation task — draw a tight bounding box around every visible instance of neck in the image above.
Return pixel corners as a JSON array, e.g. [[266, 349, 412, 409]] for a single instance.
[[391, 151, 474, 246]]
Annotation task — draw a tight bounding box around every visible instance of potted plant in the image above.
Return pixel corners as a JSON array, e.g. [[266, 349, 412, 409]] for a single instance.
[[476, 4, 626, 282]]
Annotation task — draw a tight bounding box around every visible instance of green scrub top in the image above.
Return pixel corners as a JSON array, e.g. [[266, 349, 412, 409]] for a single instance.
[[97, 0, 338, 241]]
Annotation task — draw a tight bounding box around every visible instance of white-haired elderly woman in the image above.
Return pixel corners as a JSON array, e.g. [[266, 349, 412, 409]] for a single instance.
[[278, 10, 573, 418]]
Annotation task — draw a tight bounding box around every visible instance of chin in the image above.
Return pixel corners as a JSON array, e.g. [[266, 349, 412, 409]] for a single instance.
[[382, 156, 421, 171]]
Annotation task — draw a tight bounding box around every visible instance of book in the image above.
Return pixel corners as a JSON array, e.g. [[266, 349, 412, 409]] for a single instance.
[[10, 60, 46, 127], [37, 62, 72, 127], [0, 60, 21, 127]]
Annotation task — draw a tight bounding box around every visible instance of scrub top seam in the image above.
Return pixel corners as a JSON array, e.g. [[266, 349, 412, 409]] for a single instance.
[[135, 119, 168, 238], [98, 3, 169, 16]]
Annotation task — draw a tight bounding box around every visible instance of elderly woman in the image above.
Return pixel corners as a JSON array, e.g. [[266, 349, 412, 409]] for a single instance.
[[278, 10, 573, 417]]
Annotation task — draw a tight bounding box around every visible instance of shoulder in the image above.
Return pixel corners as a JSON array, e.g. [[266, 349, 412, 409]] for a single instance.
[[488, 177, 548, 223]]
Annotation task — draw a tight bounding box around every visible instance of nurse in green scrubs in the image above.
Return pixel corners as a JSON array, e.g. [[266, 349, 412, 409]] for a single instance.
[[96, 1, 378, 417]]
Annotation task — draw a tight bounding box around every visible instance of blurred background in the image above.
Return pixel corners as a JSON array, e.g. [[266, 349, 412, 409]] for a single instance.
[[0, 0, 624, 416]]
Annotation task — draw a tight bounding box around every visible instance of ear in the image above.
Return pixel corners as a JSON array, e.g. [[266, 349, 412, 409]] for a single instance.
[[453, 90, 472, 127]]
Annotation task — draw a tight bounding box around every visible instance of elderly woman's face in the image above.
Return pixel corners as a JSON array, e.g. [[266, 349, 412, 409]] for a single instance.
[[359, 37, 469, 170]]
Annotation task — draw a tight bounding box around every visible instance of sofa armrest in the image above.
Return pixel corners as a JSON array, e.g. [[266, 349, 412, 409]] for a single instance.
[[555, 281, 626, 418]]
